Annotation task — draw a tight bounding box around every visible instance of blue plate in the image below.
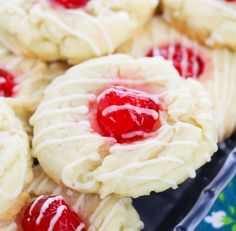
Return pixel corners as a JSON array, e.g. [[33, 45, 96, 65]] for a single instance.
[[133, 134, 236, 231]]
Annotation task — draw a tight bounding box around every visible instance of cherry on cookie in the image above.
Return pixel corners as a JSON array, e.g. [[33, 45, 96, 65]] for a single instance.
[[94, 86, 161, 144], [147, 43, 205, 79], [51, 0, 90, 9], [22, 195, 86, 231], [0, 68, 15, 97]]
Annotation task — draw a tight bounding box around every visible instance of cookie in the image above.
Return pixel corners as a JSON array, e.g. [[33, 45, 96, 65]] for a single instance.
[[0, 0, 158, 64], [119, 17, 236, 141], [30, 55, 217, 198], [23, 166, 143, 231], [161, 0, 236, 50], [0, 221, 17, 231], [0, 99, 32, 220], [0, 45, 67, 135]]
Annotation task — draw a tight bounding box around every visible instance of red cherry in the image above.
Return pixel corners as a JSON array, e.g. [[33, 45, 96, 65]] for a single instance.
[[22, 195, 86, 231], [51, 0, 90, 9], [0, 68, 15, 97], [224, 0, 236, 2], [95, 86, 161, 143], [146, 43, 204, 79]]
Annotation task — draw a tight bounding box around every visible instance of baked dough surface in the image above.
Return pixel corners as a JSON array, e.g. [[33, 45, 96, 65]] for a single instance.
[[119, 17, 236, 141], [161, 0, 236, 50], [0, 0, 158, 64], [31, 55, 217, 198], [0, 99, 32, 220]]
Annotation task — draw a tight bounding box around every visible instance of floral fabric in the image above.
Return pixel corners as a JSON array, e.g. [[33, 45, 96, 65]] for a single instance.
[[196, 177, 236, 231]]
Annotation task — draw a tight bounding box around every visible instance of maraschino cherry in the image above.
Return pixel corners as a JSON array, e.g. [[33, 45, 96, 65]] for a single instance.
[[96, 86, 161, 143], [22, 195, 86, 231], [51, 0, 90, 9], [147, 43, 204, 79], [0, 68, 15, 97]]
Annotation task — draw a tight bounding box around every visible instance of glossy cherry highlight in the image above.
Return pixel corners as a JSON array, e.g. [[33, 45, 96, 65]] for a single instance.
[[96, 86, 161, 143], [0, 68, 15, 97], [22, 195, 86, 231], [51, 0, 90, 9], [147, 43, 204, 79]]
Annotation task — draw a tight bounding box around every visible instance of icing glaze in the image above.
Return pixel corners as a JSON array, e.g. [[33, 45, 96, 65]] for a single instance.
[[26, 167, 144, 231], [30, 55, 217, 198], [23, 195, 86, 231], [122, 16, 236, 141], [0, 0, 158, 63], [94, 86, 161, 143], [0, 99, 30, 220]]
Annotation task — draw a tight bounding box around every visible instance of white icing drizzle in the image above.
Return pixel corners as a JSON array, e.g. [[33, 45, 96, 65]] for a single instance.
[[61, 155, 99, 190], [34, 134, 105, 154], [48, 205, 67, 231], [4, 56, 22, 70], [36, 195, 64, 225], [32, 6, 102, 56], [97, 86, 160, 105], [142, 17, 236, 141], [30, 106, 89, 124], [209, 48, 236, 140], [72, 194, 85, 213], [121, 130, 156, 139], [98, 199, 123, 231], [45, 78, 147, 94], [13, 62, 44, 93], [29, 195, 44, 216], [180, 37, 188, 78], [192, 41, 200, 79], [76, 223, 85, 231], [101, 104, 159, 119], [164, 31, 202, 79], [89, 197, 110, 223], [67, 10, 114, 53], [0, 109, 28, 201], [30, 52, 217, 200], [28, 170, 142, 230], [33, 121, 91, 147], [38, 94, 96, 110], [94, 156, 185, 189]]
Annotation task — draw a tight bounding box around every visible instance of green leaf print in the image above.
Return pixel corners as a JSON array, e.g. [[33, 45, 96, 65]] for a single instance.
[[222, 216, 234, 225], [229, 206, 236, 215], [219, 192, 225, 202], [232, 224, 236, 231]]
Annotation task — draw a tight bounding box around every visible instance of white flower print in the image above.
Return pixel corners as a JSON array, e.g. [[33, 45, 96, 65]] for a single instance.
[[204, 211, 226, 228]]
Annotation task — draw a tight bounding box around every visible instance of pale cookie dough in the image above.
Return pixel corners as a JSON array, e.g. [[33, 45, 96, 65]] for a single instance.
[[0, 99, 32, 220], [0, 45, 67, 135], [30, 55, 217, 198], [0, 0, 158, 64], [0, 221, 17, 231], [26, 166, 144, 231], [119, 17, 236, 141], [160, 0, 236, 50]]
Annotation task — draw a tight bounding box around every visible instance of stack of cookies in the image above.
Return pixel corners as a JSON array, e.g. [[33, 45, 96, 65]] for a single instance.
[[0, 0, 234, 230]]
